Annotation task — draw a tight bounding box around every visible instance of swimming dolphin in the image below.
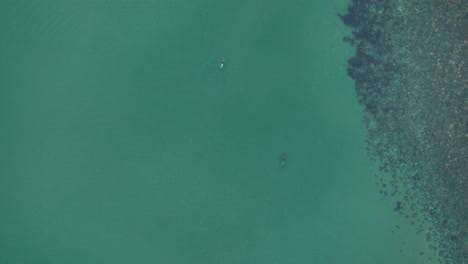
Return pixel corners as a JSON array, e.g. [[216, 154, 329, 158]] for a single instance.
[[280, 153, 287, 168]]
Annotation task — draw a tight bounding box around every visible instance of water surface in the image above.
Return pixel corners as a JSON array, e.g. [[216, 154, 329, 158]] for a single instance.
[[0, 1, 434, 263]]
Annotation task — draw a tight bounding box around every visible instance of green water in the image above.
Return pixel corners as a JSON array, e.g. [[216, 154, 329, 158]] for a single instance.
[[0, 1, 435, 263]]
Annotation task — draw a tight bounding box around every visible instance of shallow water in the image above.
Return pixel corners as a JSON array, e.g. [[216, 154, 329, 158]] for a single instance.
[[0, 1, 436, 263]]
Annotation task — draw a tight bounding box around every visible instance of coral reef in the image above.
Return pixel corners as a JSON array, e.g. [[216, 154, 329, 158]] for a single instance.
[[339, 0, 467, 263]]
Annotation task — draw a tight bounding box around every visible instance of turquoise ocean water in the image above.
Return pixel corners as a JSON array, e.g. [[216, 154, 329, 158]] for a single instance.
[[0, 1, 435, 263]]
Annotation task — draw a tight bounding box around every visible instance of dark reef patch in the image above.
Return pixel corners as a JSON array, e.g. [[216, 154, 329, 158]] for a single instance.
[[339, 0, 468, 263]]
